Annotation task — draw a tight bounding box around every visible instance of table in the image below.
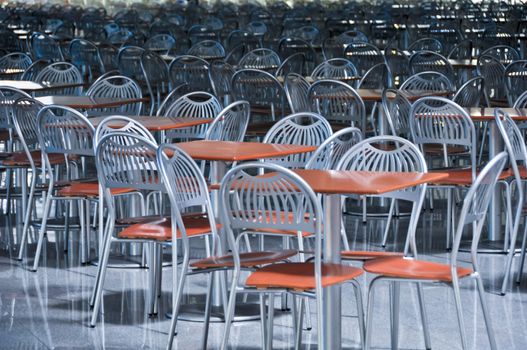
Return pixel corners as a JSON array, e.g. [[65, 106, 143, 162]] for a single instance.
[[448, 59, 478, 69], [173, 140, 317, 322], [277, 75, 361, 84], [36, 95, 148, 109], [0, 68, 26, 76], [287, 169, 448, 350], [88, 116, 213, 132], [0, 80, 86, 93], [356, 89, 453, 102]]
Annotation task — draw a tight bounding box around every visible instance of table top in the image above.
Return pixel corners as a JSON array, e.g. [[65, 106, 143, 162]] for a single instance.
[[291, 169, 448, 195], [0, 68, 26, 76], [88, 116, 213, 131], [356, 89, 452, 102], [448, 59, 478, 68], [36, 95, 148, 109], [466, 107, 527, 121], [175, 140, 317, 162], [277, 75, 361, 84], [0, 80, 86, 92]]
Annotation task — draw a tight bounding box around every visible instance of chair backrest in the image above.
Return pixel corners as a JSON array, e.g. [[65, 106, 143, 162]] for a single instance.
[[0, 52, 32, 71], [477, 55, 506, 102], [505, 60, 527, 105], [410, 96, 476, 176], [239, 48, 281, 72], [343, 41, 385, 76], [162, 91, 222, 141], [450, 152, 508, 270], [208, 60, 235, 105], [156, 83, 193, 116], [305, 127, 363, 170], [21, 59, 49, 81], [140, 50, 171, 115], [513, 90, 527, 108], [169, 55, 212, 92], [308, 79, 366, 132], [187, 40, 225, 59], [94, 115, 155, 145], [262, 112, 332, 169], [12, 97, 44, 169], [156, 144, 218, 248], [311, 58, 359, 87], [480, 45, 519, 64], [409, 50, 455, 83], [87, 75, 143, 116], [453, 76, 490, 107], [275, 52, 306, 77], [447, 39, 474, 59], [284, 73, 311, 113], [117, 46, 146, 83], [277, 37, 316, 72], [205, 100, 250, 142], [400, 71, 454, 92], [384, 47, 411, 86], [0, 87, 31, 129], [144, 34, 176, 55], [35, 61, 83, 95], [30, 33, 63, 61], [382, 88, 412, 138], [69, 39, 105, 82], [408, 37, 443, 53], [358, 62, 393, 89], [231, 68, 286, 121]]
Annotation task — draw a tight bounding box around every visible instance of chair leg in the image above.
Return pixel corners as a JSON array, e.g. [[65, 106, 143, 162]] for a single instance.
[[31, 193, 53, 272], [90, 220, 111, 307], [501, 193, 519, 295], [341, 217, 350, 251], [365, 277, 381, 350], [259, 293, 268, 349], [382, 199, 396, 248], [351, 279, 365, 350], [90, 232, 113, 327], [166, 248, 189, 349], [446, 189, 453, 250], [201, 271, 214, 350], [266, 293, 275, 350], [390, 282, 400, 350], [17, 174, 36, 261], [416, 283, 431, 350], [220, 270, 240, 350], [516, 218, 527, 284], [451, 279, 468, 350], [475, 275, 497, 350], [294, 296, 305, 350]]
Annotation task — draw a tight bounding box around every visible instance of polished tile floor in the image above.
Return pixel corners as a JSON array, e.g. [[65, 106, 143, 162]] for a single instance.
[[1, 200, 527, 349]]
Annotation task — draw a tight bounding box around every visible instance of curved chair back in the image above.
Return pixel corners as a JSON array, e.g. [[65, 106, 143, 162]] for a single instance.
[[311, 58, 359, 87], [94, 115, 155, 145], [140, 50, 171, 115], [208, 60, 235, 105], [400, 71, 454, 92], [117, 46, 145, 84], [12, 97, 44, 170], [358, 62, 393, 89], [409, 50, 455, 83], [343, 41, 385, 76], [477, 55, 506, 102], [284, 73, 311, 113], [513, 90, 527, 108], [21, 59, 49, 81], [408, 37, 443, 53], [275, 52, 306, 77], [87, 75, 143, 116], [188, 40, 225, 60], [505, 60, 527, 105], [453, 76, 490, 107], [306, 127, 363, 170], [30, 33, 63, 61], [239, 48, 281, 72], [69, 39, 105, 83], [0, 52, 32, 72], [144, 34, 176, 55], [480, 45, 520, 64], [384, 47, 411, 86], [0, 87, 31, 129], [382, 88, 412, 138], [169, 55, 212, 92], [262, 112, 332, 169], [205, 100, 250, 142], [35, 62, 83, 95]]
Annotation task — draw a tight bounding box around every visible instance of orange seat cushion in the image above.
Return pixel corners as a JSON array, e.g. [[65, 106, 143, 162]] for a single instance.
[[57, 182, 135, 197], [191, 249, 298, 269], [341, 250, 403, 261], [118, 215, 218, 241], [363, 256, 472, 281], [0, 151, 67, 167], [245, 262, 363, 291]]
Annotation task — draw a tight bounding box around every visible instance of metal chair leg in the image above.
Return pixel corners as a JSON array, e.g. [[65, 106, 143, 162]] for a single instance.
[[365, 277, 381, 350], [351, 279, 365, 350], [390, 282, 400, 350], [201, 271, 214, 350], [220, 271, 240, 350], [17, 174, 36, 261], [516, 217, 527, 284], [475, 275, 497, 350], [259, 293, 268, 349], [90, 232, 113, 327], [31, 192, 53, 272], [266, 293, 275, 350], [166, 247, 190, 349], [382, 199, 396, 247], [294, 296, 305, 350], [416, 283, 431, 350], [451, 279, 468, 350]]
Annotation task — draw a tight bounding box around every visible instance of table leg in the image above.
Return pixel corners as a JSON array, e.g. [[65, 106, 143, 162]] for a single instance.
[[323, 194, 342, 349], [488, 122, 503, 241]]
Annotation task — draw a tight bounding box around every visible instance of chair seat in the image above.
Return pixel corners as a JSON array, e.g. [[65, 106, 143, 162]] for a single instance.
[[116, 215, 170, 226], [430, 168, 511, 186], [0, 151, 67, 167], [118, 215, 218, 241], [245, 262, 363, 291], [341, 250, 403, 261], [191, 249, 298, 269], [57, 182, 135, 197], [363, 256, 473, 282]]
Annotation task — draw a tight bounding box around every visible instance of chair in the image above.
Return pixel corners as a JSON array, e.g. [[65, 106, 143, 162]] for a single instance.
[[188, 24, 218, 46], [94, 115, 155, 145], [187, 40, 225, 60], [140, 50, 171, 115], [343, 41, 385, 76], [400, 71, 454, 93], [168, 55, 212, 92], [409, 50, 455, 83], [144, 34, 176, 55], [284, 73, 311, 113], [30, 33, 63, 61], [363, 152, 505, 350], [277, 37, 317, 73], [161, 91, 222, 141], [382, 88, 412, 138], [117, 46, 146, 86], [205, 100, 250, 142], [219, 161, 364, 350], [448, 39, 474, 59], [311, 58, 359, 86], [275, 52, 306, 77], [231, 69, 287, 124], [238, 48, 281, 72], [453, 76, 490, 107], [407, 37, 443, 53], [477, 55, 507, 105], [358, 62, 393, 89], [513, 90, 527, 108], [21, 59, 49, 81], [0, 52, 32, 79], [86, 75, 143, 116], [480, 45, 520, 64], [308, 79, 366, 132], [156, 83, 193, 117], [69, 39, 105, 83], [208, 60, 235, 106], [34, 62, 83, 95], [505, 60, 527, 105]]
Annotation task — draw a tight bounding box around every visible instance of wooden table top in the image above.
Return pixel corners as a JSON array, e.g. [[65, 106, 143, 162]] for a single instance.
[[36, 95, 148, 109], [277, 75, 361, 84], [88, 116, 213, 131], [0, 80, 86, 92], [354, 89, 452, 102], [175, 140, 317, 162], [466, 107, 527, 121], [291, 169, 449, 195]]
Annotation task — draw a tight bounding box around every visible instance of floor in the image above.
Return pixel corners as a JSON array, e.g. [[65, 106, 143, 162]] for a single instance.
[[1, 199, 527, 350]]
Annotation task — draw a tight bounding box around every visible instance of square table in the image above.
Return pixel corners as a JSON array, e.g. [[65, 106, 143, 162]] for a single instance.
[[88, 116, 214, 132], [287, 169, 448, 350], [36, 95, 148, 109]]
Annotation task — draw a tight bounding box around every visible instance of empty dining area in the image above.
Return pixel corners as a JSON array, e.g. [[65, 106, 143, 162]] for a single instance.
[[2, 1, 527, 349]]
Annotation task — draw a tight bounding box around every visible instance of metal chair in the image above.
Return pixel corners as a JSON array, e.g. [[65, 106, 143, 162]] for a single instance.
[[208, 60, 235, 106], [187, 40, 225, 60], [275, 52, 306, 77], [358, 62, 393, 89], [363, 152, 505, 350], [0, 52, 32, 79], [284, 73, 311, 114], [238, 48, 281, 72], [384, 47, 411, 87], [34, 62, 83, 95], [407, 37, 443, 53], [205, 100, 250, 142], [140, 50, 171, 115], [144, 34, 176, 55], [453, 76, 490, 107], [69, 39, 105, 83], [94, 115, 155, 145], [505, 60, 527, 105], [168, 55, 212, 92], [156, 83, 193, 117], [343, 41, 385, 76], [277, 37, 317, 73], [308, 79, 366, 133], [161, 91, 222, 141], [310, 58, 359, 87], [86, 75, 143, 116], [382, 88, 412, 139], [409, 50, 455, 84], [219, 161, 364, 350], [477, 55, 507, 106], [480, 45, 520, 64], [30, 33, 63, 61], [117, 46, 146, 86], [400, 71, 454, 92], [513, 90, 527, 108], [21, 59, 49, 81]]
